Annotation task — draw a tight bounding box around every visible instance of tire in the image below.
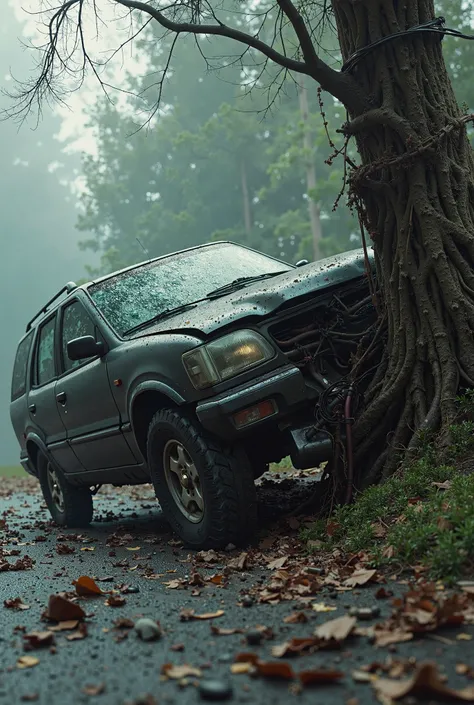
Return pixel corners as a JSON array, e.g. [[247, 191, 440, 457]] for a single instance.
[[147, 408, 257, 549], [38, 454, 93, 528]]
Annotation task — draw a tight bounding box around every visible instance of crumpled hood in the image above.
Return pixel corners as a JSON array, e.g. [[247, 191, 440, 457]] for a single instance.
[[130, 248, 372, 338]]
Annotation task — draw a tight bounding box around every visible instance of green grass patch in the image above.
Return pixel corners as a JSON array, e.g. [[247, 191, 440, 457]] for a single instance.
[[301, 397, 474, 582], [0, 466, 24, 478]]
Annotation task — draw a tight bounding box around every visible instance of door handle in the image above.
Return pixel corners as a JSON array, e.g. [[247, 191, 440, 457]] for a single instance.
[[28, 404, 36, 414], [56, 391, 67, 405]]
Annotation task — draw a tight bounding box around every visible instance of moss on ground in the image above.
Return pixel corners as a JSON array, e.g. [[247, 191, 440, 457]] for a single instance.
[[301, 392, 474, 582]]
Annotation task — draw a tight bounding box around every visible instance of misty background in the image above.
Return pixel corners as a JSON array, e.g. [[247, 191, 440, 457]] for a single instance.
[[1, 1, 473, 467]]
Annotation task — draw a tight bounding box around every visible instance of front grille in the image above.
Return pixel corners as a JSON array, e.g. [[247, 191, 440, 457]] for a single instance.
[[268, 279, 376, 377]]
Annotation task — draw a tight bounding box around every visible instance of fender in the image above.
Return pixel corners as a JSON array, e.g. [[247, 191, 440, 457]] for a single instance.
[[128, 380, 186, 422], [24, 432, 64, 476]]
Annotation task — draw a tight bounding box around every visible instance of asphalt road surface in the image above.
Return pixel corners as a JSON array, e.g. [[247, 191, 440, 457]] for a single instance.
[[1, 475, 473, 705]]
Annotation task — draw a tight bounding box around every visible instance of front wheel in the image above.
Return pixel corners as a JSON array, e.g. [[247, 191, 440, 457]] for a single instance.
[[147, 409, 257, 549], [38, 454, 93, 527]]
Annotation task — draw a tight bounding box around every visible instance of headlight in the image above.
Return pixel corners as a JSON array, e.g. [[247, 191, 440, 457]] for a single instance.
[[183, 330, 275, 389]]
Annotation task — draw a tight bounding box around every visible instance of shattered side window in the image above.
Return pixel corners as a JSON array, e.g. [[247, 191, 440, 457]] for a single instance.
[[88, 243, 288, 336]]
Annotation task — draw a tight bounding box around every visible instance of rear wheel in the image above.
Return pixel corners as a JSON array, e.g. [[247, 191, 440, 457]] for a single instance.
[[38, 454, 93, 527], [147, 409, 257, 549]]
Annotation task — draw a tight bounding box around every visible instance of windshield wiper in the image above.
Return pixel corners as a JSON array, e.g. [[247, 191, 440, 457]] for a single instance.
[[123, 302, 199, 336], [206, 271, 288, 298]]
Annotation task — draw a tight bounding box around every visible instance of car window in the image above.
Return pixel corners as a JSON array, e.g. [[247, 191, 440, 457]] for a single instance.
[[11, 331, 34, 400], [36, 317, 57, 386], [88, 242, 290, 336], [61, 300, 97, 371]]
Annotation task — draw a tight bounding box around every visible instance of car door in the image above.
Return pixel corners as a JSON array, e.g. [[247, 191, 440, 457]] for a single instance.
[[56, 297, 138, 471], [26, 313, 75, 470]]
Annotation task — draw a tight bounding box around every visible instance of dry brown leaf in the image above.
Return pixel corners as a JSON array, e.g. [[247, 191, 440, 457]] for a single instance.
[[272, 638, 318, 658], [299, 669, 344, 686], [374, 629, 414, 648], [164, 579, 186, 589], [66, 624, 88, 641], [314, 615, 357, 642], [82, 683, 105, 696], [231, 663, 252, 675], [23, 631, 54, 649], [48, 620, 79, 632], [46, 594, 85, 622], [17, 656, 40, 669], [105, 595, 126, 607], [373, 662, 474, 703], [283, 612, 308, 624], [161, 664, 202, 679], [4, 597, 30, 610], [312, 603, 337, 613], [209, 574, 225, 585], [210, 625, 244, 636], [227, 552, 249, 571], [73, 576, 104, 597], [267, 556, 288, 571], [180, 609, 224, 621], [344, 569, 377, 588]]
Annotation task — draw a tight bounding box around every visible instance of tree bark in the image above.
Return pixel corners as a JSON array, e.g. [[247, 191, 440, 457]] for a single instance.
[[297, 76, 322, 261], [330, 0, 474, 484]]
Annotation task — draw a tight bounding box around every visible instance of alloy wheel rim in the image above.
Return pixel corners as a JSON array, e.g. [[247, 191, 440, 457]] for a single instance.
[[163, 439, 204, 523], [47, 464, 65, 513]]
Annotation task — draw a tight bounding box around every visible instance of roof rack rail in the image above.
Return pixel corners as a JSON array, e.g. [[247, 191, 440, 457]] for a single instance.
[[26, 281, 77, 332]]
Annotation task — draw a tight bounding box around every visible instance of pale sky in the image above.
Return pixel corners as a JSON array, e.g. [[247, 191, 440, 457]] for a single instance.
[[10, 0, 149, 156]]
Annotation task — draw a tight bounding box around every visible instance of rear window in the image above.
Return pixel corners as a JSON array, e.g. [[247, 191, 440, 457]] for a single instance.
[[11, 332, 34, 400]]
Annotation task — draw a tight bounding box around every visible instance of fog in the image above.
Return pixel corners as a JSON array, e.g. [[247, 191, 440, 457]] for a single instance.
[[0, 9, 88, 464]]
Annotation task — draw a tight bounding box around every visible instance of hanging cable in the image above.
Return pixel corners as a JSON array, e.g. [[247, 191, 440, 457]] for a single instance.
[[342, 16, 474, 74]]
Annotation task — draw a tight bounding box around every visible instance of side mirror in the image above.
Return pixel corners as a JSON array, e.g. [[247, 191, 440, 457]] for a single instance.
[[295, 259, 309, 267], [67, 336, 104, 361]]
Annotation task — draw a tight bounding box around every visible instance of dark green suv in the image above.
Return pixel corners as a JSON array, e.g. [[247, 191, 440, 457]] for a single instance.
[[10, 241, 375, 548]]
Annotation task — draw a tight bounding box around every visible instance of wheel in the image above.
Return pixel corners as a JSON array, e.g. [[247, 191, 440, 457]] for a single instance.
[[147, 408, 257, 549], [38, 454, 93, 527]]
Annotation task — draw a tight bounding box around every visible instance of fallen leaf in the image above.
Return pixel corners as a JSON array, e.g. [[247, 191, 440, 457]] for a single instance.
[[231, 663, 252, 675], [161, 664, 202, 679], [284, 612, 308, 624], [314, 615, 357, 642], [105, 595, 126, 607], [209, 574, 225, 585], [164, 579, 186, 590], [272, 638, 318, 658], [46, 594, 85, 622], [48, 620, 79, 632], [210, 625, 244, 636], [352, 670, 377, 683], [80, 547, 95, 552], [126, 547, 141, 551], [196, 550, 219, 563], [180, 609, 224, 621], [82, 683, 105, 696], [344, 569, 377, 588], [299, 669, 344, 685], [73, 576, 104, 597], [4, 597, 30, 610], [374, 629, 414, 648], [312, 603, 337, 613], [17, 656, 40, 669], [66, 623, 88, 641], [457, 633, 472, 641], [267, 556, 288, 571], [20, 693, 39, 702], [23, 631, 55, 649], [373, 661, 474, 702], [170, 643, 185, 652], [235, 653, 294, 680], [227, 552, 249, 571]]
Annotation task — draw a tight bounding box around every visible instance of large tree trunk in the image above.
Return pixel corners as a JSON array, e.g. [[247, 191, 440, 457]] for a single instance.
[[330, 0, 474, 484]]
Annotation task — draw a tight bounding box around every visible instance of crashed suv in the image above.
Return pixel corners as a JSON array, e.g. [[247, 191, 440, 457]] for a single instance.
[[10, 241, 375, 548]]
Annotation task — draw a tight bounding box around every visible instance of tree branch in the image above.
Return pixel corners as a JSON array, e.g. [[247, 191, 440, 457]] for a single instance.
[[113, 0, 369, 113]]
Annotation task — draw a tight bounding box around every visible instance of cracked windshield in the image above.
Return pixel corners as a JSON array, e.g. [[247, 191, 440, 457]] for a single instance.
[[89, 243, 289, 335], [2, 2, 474, 704]]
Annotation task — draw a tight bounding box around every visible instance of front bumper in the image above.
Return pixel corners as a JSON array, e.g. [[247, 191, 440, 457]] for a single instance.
[[196, 365, 309, 440]]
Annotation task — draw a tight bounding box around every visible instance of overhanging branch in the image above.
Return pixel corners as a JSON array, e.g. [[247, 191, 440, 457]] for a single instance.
[[113, 0, 369, 113]]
